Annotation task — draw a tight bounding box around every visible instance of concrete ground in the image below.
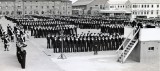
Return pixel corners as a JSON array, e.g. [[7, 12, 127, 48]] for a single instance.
[[0, 37, 159, 71]]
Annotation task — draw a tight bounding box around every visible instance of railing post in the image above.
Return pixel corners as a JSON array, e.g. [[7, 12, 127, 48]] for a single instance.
[[121, 28, 140, 63]]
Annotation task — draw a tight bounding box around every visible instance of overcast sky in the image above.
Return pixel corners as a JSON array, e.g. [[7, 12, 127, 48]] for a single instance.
[[70, 0, 78, 3]]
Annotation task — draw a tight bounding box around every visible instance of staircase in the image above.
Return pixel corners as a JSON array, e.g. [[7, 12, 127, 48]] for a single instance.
[[116, 28, 140, 63]]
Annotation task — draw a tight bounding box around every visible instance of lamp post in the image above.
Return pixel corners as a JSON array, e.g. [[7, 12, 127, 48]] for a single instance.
[[58, 30, 67, 59]]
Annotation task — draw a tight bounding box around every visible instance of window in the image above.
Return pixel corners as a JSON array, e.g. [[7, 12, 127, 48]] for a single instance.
[[141, 12, 143, 14], [6, 6, 8, 9], [42, 6, 43, 9], [142, 5, 143, 8], [144, 5, 146, 8], [132, 5, 134, 8], [41, 11, 44, 14], [29, 11, 32, 14], [157, 10, 159, 14], [110, 6, 114, 8], [11, 11, 14, 15], [157, 5, 159, 8], [135, 12, 137, 15], [151, 10, 153, 14], [52, 6, 54, 8], [36, 6, 38, 8], [147, 5, 149, 8], [148, 47, 154, 51], [147, 11, 149, 14], [144, 11, 146, 14], [100, 5, 103, 9], [47, 6, 49, 8], [0, 11, 2, 15], [6, 11, 9, 15], [152, 5, 153, 8]]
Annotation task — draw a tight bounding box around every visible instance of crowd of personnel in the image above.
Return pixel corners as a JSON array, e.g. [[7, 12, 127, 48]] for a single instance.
[[101, 24, 124, 35], [0, 24, 13, 51], [0, 22, 27, 69], [31, 25, 77, 38], [4, 15, 132, 52], [47, 33, 123, 53]]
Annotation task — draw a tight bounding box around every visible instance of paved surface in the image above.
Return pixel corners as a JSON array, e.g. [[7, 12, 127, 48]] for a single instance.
[[0, 37, 159, 71]]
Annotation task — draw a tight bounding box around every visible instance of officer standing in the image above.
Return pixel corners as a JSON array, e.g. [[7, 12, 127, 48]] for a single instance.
[[4, 34, 10, 51], [47, 34, 50, 49], [20, 47, 26, 69]]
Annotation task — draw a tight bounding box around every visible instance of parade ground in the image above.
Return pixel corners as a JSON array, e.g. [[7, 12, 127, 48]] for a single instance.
[[0, 17, 159, 71], [0, 37, 159, 71]]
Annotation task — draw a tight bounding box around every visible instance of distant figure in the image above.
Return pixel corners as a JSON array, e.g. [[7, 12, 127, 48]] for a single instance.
[[137, 22, 143, 28], [131, 21, 137, 27], [4, 34, 10, 51]]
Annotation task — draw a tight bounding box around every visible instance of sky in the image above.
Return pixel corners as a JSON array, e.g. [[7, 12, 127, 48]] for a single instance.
[[70, 0, 78, 3]]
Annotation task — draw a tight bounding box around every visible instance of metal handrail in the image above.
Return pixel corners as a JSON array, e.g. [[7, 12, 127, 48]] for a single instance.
[[116, 28, 134, 53], [121, 28, 140, 63]]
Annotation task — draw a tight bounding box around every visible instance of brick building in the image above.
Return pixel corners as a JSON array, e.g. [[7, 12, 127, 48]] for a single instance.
[[0, 0, 72, 17], [72, 0, 108, 15]]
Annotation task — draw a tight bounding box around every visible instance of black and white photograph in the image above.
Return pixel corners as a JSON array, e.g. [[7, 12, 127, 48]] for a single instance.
[[0, 0, 159, 71]]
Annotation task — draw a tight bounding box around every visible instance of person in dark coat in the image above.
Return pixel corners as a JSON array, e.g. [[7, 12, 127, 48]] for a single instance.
[[20, 48, 26, 69], [47, 35, 50, 49], [4, 35, 9, 51]]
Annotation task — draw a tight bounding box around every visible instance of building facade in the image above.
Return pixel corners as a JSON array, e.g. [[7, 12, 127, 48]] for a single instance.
[[99, 0, 131, 18], [0, 0, 72, 17], [73, 0, 160, 19], [106, 0, 127, 10], [72, 0, 108, 15], [126, 0, 160, 19]]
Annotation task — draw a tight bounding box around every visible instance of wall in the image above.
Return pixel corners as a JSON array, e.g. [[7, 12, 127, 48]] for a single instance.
[[128, 41, 141, 62], [139, 28, 160, 41], [124, 27, 134, 39], [140, 41, 160, 64]]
